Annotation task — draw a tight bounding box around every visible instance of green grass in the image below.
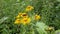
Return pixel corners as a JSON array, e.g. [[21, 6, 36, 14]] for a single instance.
[[0, 0, 60, 34]]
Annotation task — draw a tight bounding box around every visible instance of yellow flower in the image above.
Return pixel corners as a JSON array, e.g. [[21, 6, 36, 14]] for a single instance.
[[16, 13, 28, 18], [14, 19, 21, 24], [18, 13, 22, 17], [16, 13, 22, 18], [35, 15, 41, 20], [16, 15, 20, 18], [48, 27, 54, 31], [21, 13, 28, 18], [25, 5, 34, 11], [21, 17, 31, 25]]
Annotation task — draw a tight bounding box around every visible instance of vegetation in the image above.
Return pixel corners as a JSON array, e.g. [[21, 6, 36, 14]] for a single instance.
[[0, 0, 60, 34]]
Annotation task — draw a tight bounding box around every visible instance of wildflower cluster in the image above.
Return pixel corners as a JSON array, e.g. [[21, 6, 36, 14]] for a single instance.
[[14, 5, 41, 25]]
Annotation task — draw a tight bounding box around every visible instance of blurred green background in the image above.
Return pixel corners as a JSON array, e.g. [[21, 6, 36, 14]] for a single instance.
[[0, 0, 60, 34]]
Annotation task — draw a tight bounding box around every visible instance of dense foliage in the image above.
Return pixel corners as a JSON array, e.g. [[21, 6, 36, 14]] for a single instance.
[[0, 0, 60, 34]]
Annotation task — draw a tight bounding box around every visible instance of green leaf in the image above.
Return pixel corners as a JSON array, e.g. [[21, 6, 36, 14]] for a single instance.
[[56, 0, 60, 2], [36, 22, 48, 34], [55, 30, 60, 34], [0, 17, 8, 24]]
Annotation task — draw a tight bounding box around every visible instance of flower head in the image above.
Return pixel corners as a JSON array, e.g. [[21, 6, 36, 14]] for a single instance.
[[16, 15, 20, 18], [16, 13, 22, 18], [21, 13, 28, 18], [14, 19, 21, 24], [21, 17, 31, 25], [48, 27, 54, 31], [45, 26, 54, 31], [16, 13, 28, 18], [25, 5, 34, 11], [35, 15, 41, 20]]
